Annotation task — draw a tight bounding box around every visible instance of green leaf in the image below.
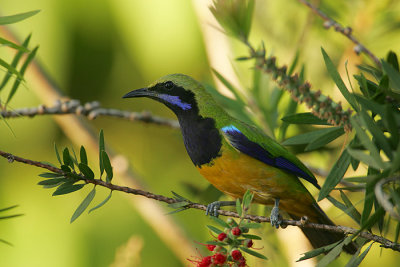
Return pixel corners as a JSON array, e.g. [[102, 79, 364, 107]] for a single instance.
[[206, 225, 223, 235], [101, 151, 113, 183], [354, 95, 385, 115], [339, 190, 361, 224], [0, 58, 24, 81], [0, 205, 18, 213], [242, 190, 254, 210], [99, 129, 105, 176], [321, 47, 358, 111], [316, 239, 348, 267], [350, 117, 386, 169], [54, 143, 62, 165], [240, 246, 268, 260], [382, 60, 400, 93], [78, 163, 94, 179], [0, 10, 40, 25], [281, 112, 329, 125], [0, 214, 24, 220], [0, 37, 29, 52], [212, 69, 246, 106], [347, 148, 384, 170], [305, 127, 345, 151], [210, 216, 231, 229], [383, 105, 399, 148], [6, 46, 38, 104], [327, 196, 360, 225], [359, 109, 392, 160], [282, 127, 341, 146], [38, 178, 68, 186], [88, 191, 112, 213], [344, 243, 372, 267], [53, 183, 84, 196], [318, 150, 351, 201], [62, 148, 72, 167], [359, 207, 385, 232], [80, 146, 88, 165], [236, 198, 242, 217], [297, 241, 341, 261], [387, 51, 399, 71], [60, 165, 71, 173], [241, 234, 262, 240], [0, 34, 31, 92], [39, 172, 63, 178], [70, 187, 96, 223]]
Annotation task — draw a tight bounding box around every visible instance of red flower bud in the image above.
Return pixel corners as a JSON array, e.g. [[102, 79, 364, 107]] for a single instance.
[[217, 232, 227, 241], [231, 249, 242, 260], [244, 239, 253, 248], [207, 244, 216, 251], [212, 253, 227, 265], [238, 257, 246, 267], [197, 256, 212, 267], [231, 227, 241, 236]]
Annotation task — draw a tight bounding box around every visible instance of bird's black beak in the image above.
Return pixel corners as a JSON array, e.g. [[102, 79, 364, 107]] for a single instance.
[[122, 88, 154, 98]]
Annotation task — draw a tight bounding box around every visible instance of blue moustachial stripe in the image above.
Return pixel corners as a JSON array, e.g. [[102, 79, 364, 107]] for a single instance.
[[222, 125, 320, 189], [159, 94, 192, 110]]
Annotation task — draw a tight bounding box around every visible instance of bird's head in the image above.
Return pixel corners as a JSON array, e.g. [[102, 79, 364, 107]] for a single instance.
[[123, 74, 217, 116]]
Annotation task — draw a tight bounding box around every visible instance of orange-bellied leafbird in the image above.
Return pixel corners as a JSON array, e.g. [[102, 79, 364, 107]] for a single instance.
[[123, 73, 357, 254]]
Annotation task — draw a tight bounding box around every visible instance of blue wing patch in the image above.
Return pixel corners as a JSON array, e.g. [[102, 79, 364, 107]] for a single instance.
[[222, 125, 320, 189]]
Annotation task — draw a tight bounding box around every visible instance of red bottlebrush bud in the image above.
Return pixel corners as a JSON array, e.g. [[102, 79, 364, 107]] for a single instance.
[[198, 256, 212, 267], [207, 244, 216, 251], [217, 232, 227, 241], [238, 257, 246, 267], [212, 253, 227, 265], [231, 249, 242, 260], [244, 239, 253, 248], [231, 227, 241, 236]]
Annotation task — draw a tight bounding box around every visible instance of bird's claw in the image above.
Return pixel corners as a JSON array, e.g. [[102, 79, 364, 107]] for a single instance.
[[270, 198, 282, 229], [206, 201, 221, 217], [270, 206, 283, 229]]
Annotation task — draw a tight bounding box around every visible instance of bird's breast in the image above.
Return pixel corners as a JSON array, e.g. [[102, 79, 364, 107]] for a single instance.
[[197, 148, 312, 207]]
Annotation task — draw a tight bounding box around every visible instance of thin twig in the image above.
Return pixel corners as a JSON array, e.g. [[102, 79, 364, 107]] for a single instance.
[[0, 99, 179, 128], [1, 150, 399, 252], [298, 0, 381, 67]]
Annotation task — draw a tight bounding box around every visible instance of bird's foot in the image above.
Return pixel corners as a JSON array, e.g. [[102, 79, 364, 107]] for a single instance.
[[270, 198, 283, 229], [205, 201, 236, 217]]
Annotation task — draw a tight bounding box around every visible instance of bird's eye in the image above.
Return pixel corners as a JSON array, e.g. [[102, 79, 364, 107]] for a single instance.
[[164, 81, 174, 89]]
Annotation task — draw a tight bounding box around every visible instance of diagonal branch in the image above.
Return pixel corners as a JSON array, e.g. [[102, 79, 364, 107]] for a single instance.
[[1, 149, 399, 252], [298, 0, 381, 67]]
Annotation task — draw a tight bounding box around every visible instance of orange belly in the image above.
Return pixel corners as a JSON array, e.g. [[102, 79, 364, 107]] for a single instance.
[[197, 149, 319, 219]]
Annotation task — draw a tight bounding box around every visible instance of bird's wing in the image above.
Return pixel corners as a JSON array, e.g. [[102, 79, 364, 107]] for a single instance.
[[221, 124, 320, 189]]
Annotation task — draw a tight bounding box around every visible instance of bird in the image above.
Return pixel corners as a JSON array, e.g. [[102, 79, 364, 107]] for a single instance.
[[123, 73, 357, 254]]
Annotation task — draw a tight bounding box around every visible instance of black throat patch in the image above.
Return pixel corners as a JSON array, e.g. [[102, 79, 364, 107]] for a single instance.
[[148, 82, 222, 166]]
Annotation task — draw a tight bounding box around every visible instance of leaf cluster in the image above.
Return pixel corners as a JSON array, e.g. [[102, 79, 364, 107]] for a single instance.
[[38, 130, 114, 222]]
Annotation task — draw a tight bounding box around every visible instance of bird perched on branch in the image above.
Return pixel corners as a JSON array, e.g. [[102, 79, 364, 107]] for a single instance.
[[123, 73, 357, 254]]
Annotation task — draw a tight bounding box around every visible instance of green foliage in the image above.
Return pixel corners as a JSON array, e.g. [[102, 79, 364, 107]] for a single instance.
[[37, 130, 114, 222], [0, 11, 39, 108], [209, 0, 400, 264]]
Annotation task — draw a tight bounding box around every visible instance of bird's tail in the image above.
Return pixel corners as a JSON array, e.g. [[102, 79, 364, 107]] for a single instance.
[[288, 202, 358, 254]]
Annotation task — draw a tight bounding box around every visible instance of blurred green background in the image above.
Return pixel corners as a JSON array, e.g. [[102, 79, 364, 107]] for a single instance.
[[1, 0, 400, 266]]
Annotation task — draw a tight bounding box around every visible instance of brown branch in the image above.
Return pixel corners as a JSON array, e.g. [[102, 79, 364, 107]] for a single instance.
[[298, 0, 381, 67], [0, 99, 179, 129], [1, 149, 399, 252]]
